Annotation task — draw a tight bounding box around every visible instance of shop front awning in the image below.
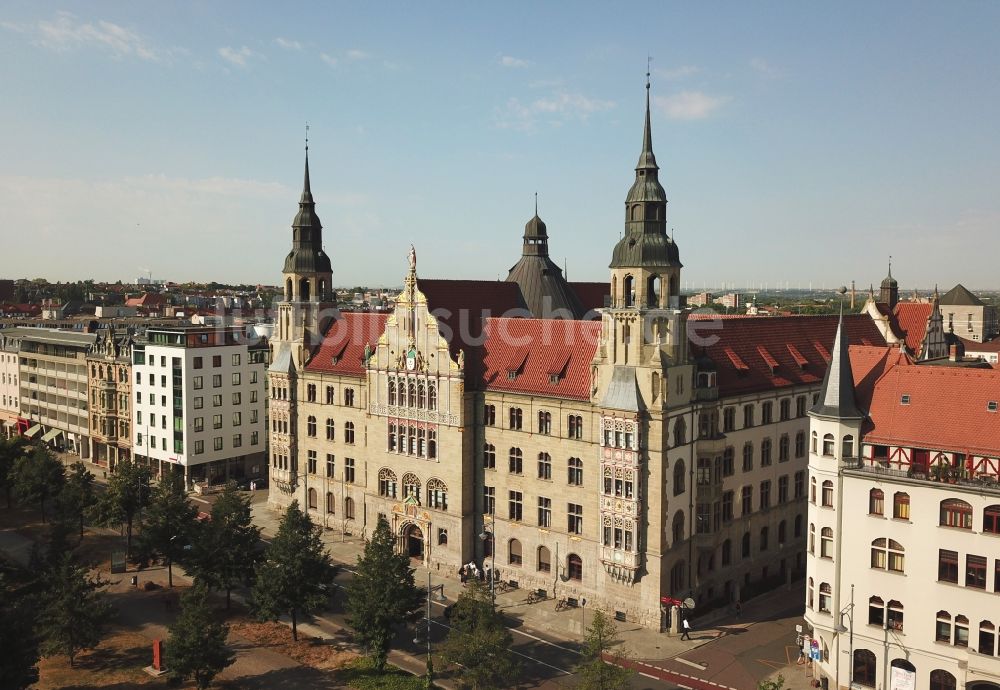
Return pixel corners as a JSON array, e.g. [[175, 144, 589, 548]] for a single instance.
[[23, 424, 42, 439], [41, 428, 64, 443]]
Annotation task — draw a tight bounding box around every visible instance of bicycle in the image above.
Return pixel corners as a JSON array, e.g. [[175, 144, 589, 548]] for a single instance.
[[495, 580, 511, 594], [555, 597, 570, 612], [525, 589, 547, 604]]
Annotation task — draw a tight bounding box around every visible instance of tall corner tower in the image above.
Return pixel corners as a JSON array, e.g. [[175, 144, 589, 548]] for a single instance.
[[804, 304, 865, 678]]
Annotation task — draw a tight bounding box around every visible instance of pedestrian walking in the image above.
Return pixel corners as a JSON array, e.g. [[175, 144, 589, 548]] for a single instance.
[[734, 601, 742, 618], [681, 617, 692, 640], [459, 565, 467, 583]]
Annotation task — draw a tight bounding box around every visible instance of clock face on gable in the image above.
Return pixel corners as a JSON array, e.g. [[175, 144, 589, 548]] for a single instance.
[[406, 349, 417, 371]]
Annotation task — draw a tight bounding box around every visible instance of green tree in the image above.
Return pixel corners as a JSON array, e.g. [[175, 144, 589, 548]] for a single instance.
[[576, 610, 633, 690], [12, 446, 65, 522], [758, 675, 785, 690], [345, 515, 424, 670], [57, 461, 96, 540], [0, 573, 40, 689], [137, 472, 199, 586], [167, 582, 235, 689], [37, 554, 113, 667], [92, 458, 150, 557], [251, 501, 333, 641], [440, 578, 520, 690], [0, 437, 28, 508], [188, 482, 261, 608]]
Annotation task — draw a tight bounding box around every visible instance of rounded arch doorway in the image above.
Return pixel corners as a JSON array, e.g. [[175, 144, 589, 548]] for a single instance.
[[404, 523, 424, 559]]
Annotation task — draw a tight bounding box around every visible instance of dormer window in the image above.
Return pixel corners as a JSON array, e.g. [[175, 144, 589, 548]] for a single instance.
[[900, 395, 910, 405], [989, 401, 998, 412], [507, 370, 517, 381], [549, 374, 560, 385]]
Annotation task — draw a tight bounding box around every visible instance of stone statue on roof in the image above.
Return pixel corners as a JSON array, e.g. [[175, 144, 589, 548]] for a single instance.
[[408, 244, 417, 271]]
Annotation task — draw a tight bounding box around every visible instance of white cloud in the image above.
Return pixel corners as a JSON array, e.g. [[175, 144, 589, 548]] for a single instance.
[[346, 49, 370, 61], [2, 11, 168, 61], [750, 57, 781, 79], [274, 37, 302, 51], [656, 65, 700, 80], [218, 45, 254, 68], [654, 91, 727, 120], [320, 52, 338, 68], [498, 55, 529, 68], [496, 91, 615, 131]]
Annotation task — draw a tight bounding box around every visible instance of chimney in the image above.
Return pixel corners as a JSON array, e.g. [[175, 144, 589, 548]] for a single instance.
[[949, 344, 959, 362]]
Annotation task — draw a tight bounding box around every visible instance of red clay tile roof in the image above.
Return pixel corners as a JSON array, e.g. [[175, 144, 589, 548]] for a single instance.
[[961, 336, 1000, 353], [417, 279, 528, 358], [568, 281, 611, 312], [306, 312, 389, 377], [864, 364, 1000, 456], [891, 302, 932, 354], [691, 315, 886, 397], [480, 318, 601, 401], [848, 345, 912, 410]]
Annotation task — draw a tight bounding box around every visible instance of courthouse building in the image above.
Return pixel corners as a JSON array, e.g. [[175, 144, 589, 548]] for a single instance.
[[267, 82, 885, 628]]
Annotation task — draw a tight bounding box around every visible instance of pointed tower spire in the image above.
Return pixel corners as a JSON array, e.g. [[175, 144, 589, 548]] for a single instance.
[[301, 124, 313, 203], [810, 288, 863, 419], [637, 64, 657, 170]]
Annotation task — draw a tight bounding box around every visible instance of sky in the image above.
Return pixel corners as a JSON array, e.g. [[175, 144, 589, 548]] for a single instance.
[[2, 2, 999, 291]]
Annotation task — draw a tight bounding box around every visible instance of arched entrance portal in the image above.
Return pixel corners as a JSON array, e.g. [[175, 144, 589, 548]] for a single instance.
[[969, 684, 1000, 690], [404, 524, 424, 559]]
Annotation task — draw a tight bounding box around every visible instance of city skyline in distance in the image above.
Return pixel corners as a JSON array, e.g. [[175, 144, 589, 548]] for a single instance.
[[2, 2, 1000, 290]]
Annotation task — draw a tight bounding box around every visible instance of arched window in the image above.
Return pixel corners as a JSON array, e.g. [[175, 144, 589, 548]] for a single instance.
[[428, 383, 437, 411], [326, 491, 335, 514], [307, 488, 317, 510], [673, 418, 686, 447], [344, 496, 355, 519], [868, 596, 885, 626], [307, 416, 317, 437], [929, 670, 956, 690], [623, 275, 635, 307], [853, 650, 876, 687], [811, 430, 818, 453], [408, 382, 416, 408], [869, 488, 884, 515], [567, 553, 583, 581], [886, 600, 904, 631], [537, 545, 551, 572], [672, 511, 685, 544], [742, 531, 751, 558], [955, 615, 970, 647], [508, 538, 522, 566], [892, 491, 910, 519], [869, 537, 904, 572], [388, 380, 396, 406], [818, 583, 831, 612], [935, 611, 952, 643], [979, 620, 995, 656], [417, 383, 426, 409], [842, 434, 855, 458], [673, 460, 686, 495], [810, 477, 817, 503], [822, 480, 833, 506], [427, 478, 448, 510], [285, 278, 292, 301], [778, 519, 787, 543], [721, 538, 732, 566], [939, 498, 973, 529], [299, 277, 310, 302], [794, 514, 803, 538], [983, 504, 1000, 533], [820, 527, 833, 557], [378, 468, 397, 498], [647, 275, 660, 307], [402, 473, 421, 502], [807, 577, 814, 608], [760, 526, 769, 551], [822, 433, 835, 456]]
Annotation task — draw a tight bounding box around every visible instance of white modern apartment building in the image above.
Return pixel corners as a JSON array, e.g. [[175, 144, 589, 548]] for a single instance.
[[1, 330, 22, 437], [132, 326, 268, 485], [805, 316, 1000, 690]]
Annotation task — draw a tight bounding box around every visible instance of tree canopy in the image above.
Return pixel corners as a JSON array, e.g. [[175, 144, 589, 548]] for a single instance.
[[12, 446, 65, 522], [439, 578, 519, 690], [137, 472, 199, 586], [251, 501, 333, 640], [168, 583, 235, 689], [576, 610, 633, 690], [37, 555, 114, 667]]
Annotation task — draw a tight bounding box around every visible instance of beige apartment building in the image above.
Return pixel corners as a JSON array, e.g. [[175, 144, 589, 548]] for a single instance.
[[86, 326, 135, 468], [267, 86, 885, 628]]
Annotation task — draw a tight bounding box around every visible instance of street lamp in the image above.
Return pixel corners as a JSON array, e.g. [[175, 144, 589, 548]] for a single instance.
[[834, 583, 855, 689], [478, 517, 496, 607], [413, 571, 447, 684]]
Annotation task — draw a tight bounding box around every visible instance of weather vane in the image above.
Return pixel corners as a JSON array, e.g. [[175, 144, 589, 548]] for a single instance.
[[646, 55, 652, 87], [305, 122, 309, 151]]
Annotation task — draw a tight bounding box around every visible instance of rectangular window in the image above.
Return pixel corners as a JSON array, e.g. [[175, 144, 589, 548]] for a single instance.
[[778, 475, 789, 504], [326, 386, 335, 404], [194, 417, 204, 432], [567, 503, 583, 534], [193, 396, 203, 409], [722, 491, 734, 522], [232, 411, 241, 426], [484, 486, 495, 515], [538, 454, 551, 480], [743, 404, 754, 428], [326, 454, 335, 477], [250, 431, 258, 445], [213, 436, 223, 451], [759, 480, 771, 510], [794, 471, 805, 499], [967, 554, 987, 589], [232, 392, 241, 405], [194, 439, 204, 455], [250, 409, 258, 424], [233, 434, 242, 448], [938, 549, 959, 583], [250, 390, 257, 403], [194, 356, 203, 369], [538, 497, 551, 527], [344, 388, 355, 407], [723, 407, 735, 432], [232, 372, 241, 386], [193, 376, 203, 390], [509, 407, 522, 430], [509, 491, 523, 521], [232, 353, 240, 366], [742, 485, 753, 516], [762, 402, 773, 424], [344, 458, 355, 483], [212, 374, 222, 388], [212, 394, 222, 407], [213, 414, 222, 429], [484, 404, 496, 426], [307, 450, 317, 474], [212, 355, 221, 367]]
